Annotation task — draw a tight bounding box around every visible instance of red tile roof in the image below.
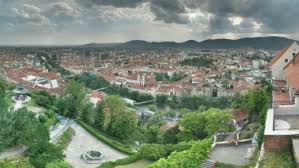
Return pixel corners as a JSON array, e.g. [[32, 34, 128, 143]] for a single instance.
[[271, 43, 293, 66]]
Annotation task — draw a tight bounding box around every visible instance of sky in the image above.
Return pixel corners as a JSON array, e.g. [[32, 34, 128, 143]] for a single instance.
[[0, 0, 299, 45]]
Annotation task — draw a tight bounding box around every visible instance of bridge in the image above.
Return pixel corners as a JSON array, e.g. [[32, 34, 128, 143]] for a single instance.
[[134, 99, 155, 106], [95, 87, 108, 91]]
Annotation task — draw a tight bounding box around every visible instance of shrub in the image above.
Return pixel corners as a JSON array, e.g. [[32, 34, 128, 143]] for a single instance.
[[140, 141, 193, 161], [56, 127, 75, 150], [98, 153, 142, 168], [46, 160, 73, 168], [77, 120, 135, 155], [26, 142, 64, 168], [149, 139, 212, 168]]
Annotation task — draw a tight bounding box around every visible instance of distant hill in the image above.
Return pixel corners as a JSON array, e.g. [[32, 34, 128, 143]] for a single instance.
[[83, 36, 298, 50]]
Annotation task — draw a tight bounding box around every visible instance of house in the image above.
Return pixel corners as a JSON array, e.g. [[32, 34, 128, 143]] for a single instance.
[[271, 42, 299, 80], [264, 42, 299, 158], [89, 90, 106, 105]]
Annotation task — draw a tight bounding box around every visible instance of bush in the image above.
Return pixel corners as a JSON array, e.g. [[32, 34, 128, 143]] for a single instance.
[[98, 153, 142, 168], [26, 142, 64, 168], [46, 160, 73, 168], [77, 120, 135, 155], [149, 139, 212, 168], [56, 127, 75, 150], [140, 141, 193, 161], [0, 157, 33, 168]]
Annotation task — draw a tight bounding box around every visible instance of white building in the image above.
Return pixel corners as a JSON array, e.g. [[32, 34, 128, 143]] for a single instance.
[[271, 42, 299, 80]]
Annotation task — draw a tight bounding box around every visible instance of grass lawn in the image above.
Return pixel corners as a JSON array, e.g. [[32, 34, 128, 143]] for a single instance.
[[115, 159, 153, 168]]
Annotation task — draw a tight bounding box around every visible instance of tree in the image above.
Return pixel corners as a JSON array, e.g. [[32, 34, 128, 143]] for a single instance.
[[163, 126, 180, 144], [244, 88, 269, 122], [46, 160, 73, 168], [63, 80, 86, 118], [156, 95, 168, 105], [149, 139, 211, 168], [108, 108, 138, 140], [26, 142, 64, 168], [145, 126, 161, 143], [94, 103, 105, 130], [104, 96, 138, 140], [80, 102, 95, 125], [203, 108, 234, 135], [177, 108, 234, 141], [177, 112, 207, 141]]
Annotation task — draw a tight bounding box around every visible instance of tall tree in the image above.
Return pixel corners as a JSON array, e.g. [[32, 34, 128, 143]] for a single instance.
[[63, 80, 86, 118]]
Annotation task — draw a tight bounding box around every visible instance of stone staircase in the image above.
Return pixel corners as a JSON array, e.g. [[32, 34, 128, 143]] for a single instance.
[[200, 159, 216, 168]]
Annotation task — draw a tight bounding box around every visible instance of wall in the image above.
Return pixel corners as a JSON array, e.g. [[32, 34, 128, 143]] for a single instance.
[[264, 135, 290, 151]]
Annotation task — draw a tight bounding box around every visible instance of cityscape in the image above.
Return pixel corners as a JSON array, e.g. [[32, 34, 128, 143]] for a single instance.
[[0, 1, 299, 168]]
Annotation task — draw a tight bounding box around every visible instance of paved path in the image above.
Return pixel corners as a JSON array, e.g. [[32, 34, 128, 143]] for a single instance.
[[64, 122, 128, 168], [209, 143, 253, 165], [0, 146, 27, 159]]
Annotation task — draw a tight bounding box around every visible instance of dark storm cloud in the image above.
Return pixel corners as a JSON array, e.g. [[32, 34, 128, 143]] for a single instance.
[[184, 0, 299, 33], [150, 0, 188, 24], [79, 0, 145, 8], [76, 0, 299, 35], [77, 0, 190, 24]]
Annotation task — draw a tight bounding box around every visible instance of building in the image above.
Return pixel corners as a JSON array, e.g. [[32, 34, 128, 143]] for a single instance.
[[271, 42, 299, 80], [264, 42, 299, 157]]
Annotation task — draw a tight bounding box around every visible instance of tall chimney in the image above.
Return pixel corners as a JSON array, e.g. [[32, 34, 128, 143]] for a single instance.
[[293, 53, 296, 65]]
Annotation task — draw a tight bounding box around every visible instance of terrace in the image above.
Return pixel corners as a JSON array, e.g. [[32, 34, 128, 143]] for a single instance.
[[265, 96, 299, 135]]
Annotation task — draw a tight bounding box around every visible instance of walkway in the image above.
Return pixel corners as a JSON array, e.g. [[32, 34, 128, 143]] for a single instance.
[[0, 145, 27, 160], [64, 122, 128, 168], [209, 143, 253, 165]]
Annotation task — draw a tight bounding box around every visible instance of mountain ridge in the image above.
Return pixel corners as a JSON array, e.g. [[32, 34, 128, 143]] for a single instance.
[[83, 36, 298, 50]]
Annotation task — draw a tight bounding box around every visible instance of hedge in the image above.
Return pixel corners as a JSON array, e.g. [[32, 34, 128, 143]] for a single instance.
[[56, 127, 75, 150], [98, 153, 142, 168], [77, 120, 135, 155]]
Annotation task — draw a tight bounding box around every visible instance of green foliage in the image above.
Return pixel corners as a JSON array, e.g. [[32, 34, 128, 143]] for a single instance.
[[77, 120, 135, 155], [162, 126, 180, 144], [140, 141, 193, 161], [38, 110, 59, 129], [57, 80, 86, 118], [149, 139, 211, 168], [156, 95, 168, 105], [261, 151, 296, 168], [56, 127, 75, 150], [0, 105, 49, 152], [80, 102, 95, 125], [105, 96, 138, 140], [0, 157, 33, 168], [73, 74, 109, 90], [178, 109, 234, 141], [144, 126, 161, 143], [158, 94, 241, 110], [148, 105, 158, 112], [106, 85, 154, 102], [26, 142, 64, 168], [98, 153, 142, 168], [180, 57, 213, 68], [154, 72, 187, 82], [46, 160, 73, 168], [29, 90, 56, 108], [244, 88, 269, 122], [256, 125, 265, 149]]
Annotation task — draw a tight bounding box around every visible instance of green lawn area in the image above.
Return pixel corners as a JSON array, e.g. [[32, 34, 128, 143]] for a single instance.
[[115, 159, 153, 168]]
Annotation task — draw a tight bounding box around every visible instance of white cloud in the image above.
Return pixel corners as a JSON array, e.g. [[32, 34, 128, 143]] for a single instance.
[[11, 4, 56, 32], [50, 2, 80, 17]]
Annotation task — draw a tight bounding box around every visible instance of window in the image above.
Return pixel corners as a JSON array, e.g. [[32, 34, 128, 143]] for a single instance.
[[285, 59, 288, 62]]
